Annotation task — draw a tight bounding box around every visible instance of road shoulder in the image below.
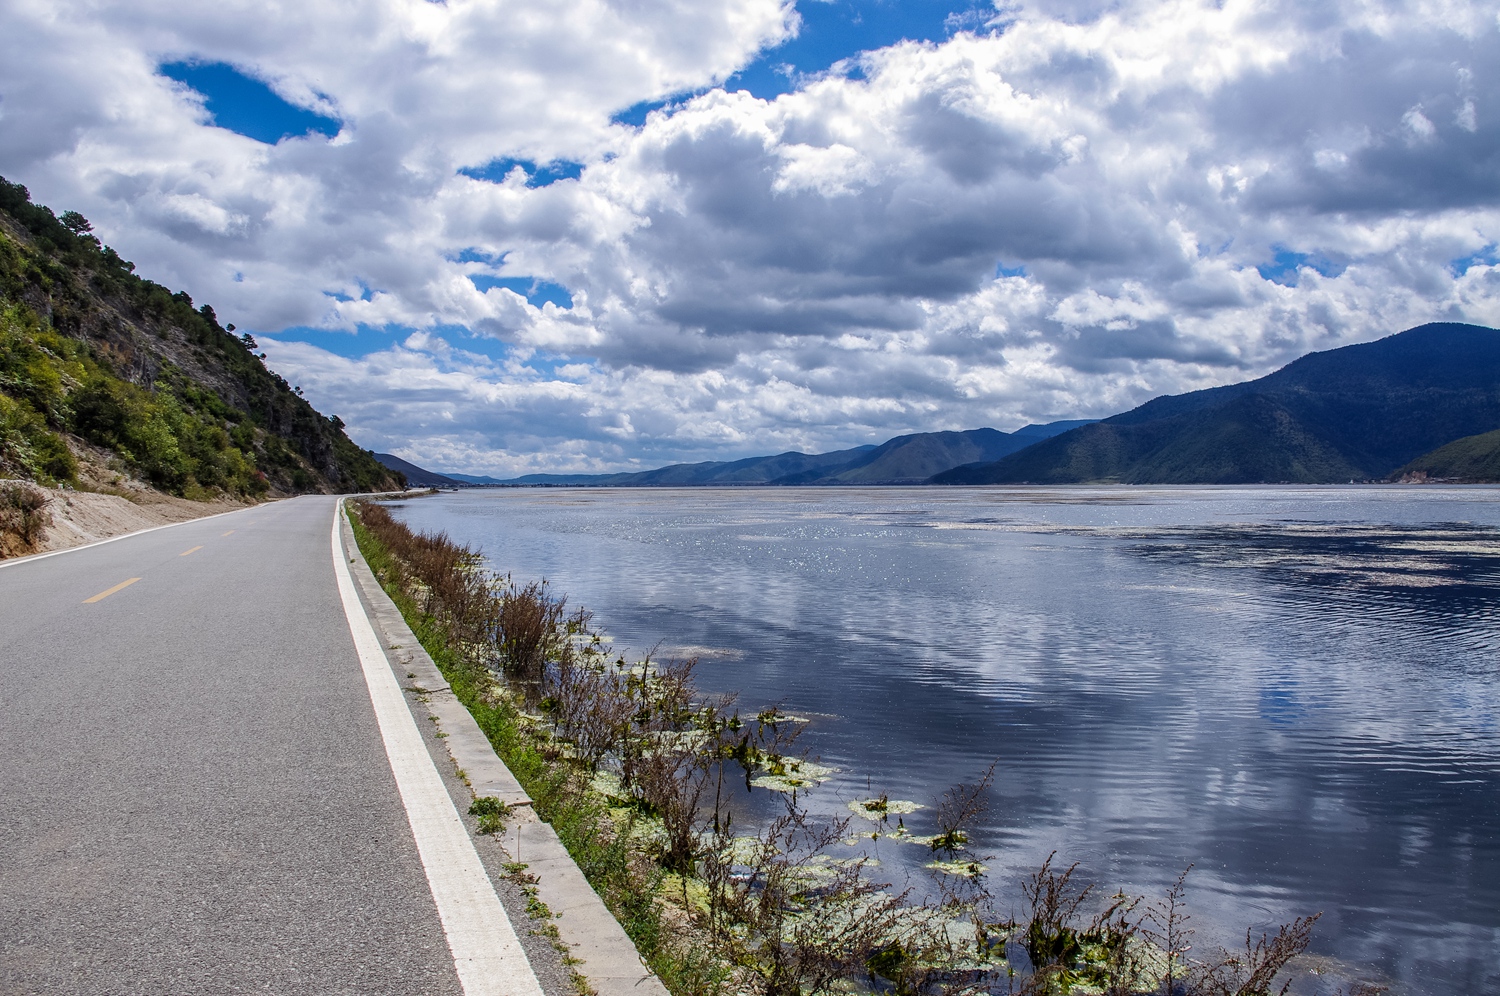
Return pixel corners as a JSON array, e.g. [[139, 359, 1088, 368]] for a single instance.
[[337, 504, 671, 996]]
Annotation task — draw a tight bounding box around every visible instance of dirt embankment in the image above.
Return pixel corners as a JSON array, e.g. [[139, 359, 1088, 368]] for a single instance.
[[1, 478, 253, 559], [42, 488, 249, 552], [1, 433, 265, 559]]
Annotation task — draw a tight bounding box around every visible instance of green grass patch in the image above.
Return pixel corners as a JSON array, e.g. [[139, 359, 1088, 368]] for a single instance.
[[346, 504, 681, 983]]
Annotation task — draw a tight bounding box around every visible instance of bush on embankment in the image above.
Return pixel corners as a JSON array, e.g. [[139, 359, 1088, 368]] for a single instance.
[[348, 499, 1359, 996], [0, 478, 51, 556]]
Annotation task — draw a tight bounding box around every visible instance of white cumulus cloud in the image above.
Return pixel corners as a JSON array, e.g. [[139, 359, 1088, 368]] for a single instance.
[[2, 0, 1497, 475]]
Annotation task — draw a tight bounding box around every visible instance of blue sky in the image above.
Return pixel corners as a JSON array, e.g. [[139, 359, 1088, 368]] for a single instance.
[[159, 61, 340, 144], [5, 0, 1497, 475], [613, 0, 994, 125], [164, 3, 994, 145], [726, 0, 995, 97]]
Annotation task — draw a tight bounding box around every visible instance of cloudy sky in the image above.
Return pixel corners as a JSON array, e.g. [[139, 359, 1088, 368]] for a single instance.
[[2, 0, 1497, 474]]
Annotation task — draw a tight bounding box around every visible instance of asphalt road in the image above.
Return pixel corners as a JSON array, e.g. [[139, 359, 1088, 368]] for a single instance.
[[0, 496, 494, 995]]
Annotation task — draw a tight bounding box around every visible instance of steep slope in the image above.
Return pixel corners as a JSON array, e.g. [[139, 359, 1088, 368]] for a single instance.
[[935, 323, 1500, 485], [0, 178, 401, 496], [375, 453, 465, 487], [1392, 428, 1500, 482]]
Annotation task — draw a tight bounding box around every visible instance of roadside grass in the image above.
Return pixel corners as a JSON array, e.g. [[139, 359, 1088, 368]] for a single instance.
[[347, 503, 694, 990]]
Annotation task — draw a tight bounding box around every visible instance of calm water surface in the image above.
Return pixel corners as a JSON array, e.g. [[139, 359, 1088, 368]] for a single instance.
[[386, 486, 1500, 994]]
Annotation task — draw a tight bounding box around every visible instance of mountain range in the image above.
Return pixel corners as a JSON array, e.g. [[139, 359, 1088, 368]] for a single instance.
[[382, 322, 1500, 488], [378, 420, 1095, 488], [373, 452, 469, 488], [15, 170, 1494, 498], [935, 323, 1500, 485]]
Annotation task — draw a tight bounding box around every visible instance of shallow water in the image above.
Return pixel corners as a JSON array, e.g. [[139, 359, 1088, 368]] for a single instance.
[[385, 486, 1500, 994]]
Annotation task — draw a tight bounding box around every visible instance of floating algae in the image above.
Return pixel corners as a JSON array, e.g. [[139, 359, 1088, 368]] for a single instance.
[[646, 728, 715, 753], [755, 707, 811, 726], [924, 858, 989, 878], [863, 825, 943, 848], [589, 769, 627, 802], [784, 853, 881, 888], [751, 758, 838, 793], [847, 797, 924, 821]]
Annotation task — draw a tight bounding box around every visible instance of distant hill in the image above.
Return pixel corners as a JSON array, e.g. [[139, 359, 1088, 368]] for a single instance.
[[1392, 428, 1500, 482], [397, 421, 1094, 488], [443, 472, 510, 485], [1012, 419, 1097, 440], [494, 472, 628, 486], [933, 323, 1500, 485], [0, 177, 401, 496], [374, 453, 466, 487], [379, 447, 879, 488], [615, 423, 1094, 484], [811, 428, 1036, 483], [619, 444, 879, 486]]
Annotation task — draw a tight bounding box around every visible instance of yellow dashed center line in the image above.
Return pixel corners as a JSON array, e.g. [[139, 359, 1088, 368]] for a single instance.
[[221, 530, 235, 536], [84, 578, 141, 603], [180, 545, 203, 557]]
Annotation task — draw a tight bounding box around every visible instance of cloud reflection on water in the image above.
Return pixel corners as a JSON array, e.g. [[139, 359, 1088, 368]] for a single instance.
[[388, 486, 1500, 995]]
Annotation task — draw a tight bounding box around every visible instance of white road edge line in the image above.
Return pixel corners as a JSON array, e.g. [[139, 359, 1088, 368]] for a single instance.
[[332, 500, 543, 996]]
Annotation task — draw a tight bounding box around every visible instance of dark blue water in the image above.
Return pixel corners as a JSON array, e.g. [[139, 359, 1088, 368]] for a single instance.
[[386, 486, 1500, 994]]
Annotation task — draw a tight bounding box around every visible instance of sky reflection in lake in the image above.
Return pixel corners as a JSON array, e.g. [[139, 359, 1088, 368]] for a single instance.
[[386, 486, 1500, 995]]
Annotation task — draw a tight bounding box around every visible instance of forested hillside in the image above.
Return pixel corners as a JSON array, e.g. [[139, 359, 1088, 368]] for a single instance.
[[0, 177, 400, 497], [934, 323, 1500, 485], [1394, 428, 1500, 482]]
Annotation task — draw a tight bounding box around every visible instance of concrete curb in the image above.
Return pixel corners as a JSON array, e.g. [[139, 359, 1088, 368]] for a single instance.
[[339, 509, 671, 996]]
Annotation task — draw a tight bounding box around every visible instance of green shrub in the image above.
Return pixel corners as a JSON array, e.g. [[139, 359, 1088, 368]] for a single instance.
[[0, 479, 52, 555], [0, 392, 75, 484]]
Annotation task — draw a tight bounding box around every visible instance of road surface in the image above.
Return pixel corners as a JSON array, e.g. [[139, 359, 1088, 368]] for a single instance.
[[0, 496, 545, 995]]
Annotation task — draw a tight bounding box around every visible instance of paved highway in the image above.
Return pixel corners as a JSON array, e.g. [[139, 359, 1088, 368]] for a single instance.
[[0, 496, 540, 995]]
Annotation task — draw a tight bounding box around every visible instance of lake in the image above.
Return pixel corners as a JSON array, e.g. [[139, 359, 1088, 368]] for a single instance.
[[383, 486, 1500, 995]]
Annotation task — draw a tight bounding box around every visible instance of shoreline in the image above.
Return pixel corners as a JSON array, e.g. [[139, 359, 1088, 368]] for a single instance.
[[347, 497, 1344, 996], [339, 502, 662, 996]]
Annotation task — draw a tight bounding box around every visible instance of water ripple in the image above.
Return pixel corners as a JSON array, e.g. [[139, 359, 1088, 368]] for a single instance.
[[388, 486, 1500, 996]]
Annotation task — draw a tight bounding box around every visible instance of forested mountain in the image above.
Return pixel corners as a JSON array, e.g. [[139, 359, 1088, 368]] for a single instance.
[[487, 445, 880, 487], [780, 428, 1033, 483], [374, 453, 465, 488], [429, 420, 1093, 487], [1393, 428, 1500, 482], [933, 323, 1500, 485], [0, 178, 400, 496]]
